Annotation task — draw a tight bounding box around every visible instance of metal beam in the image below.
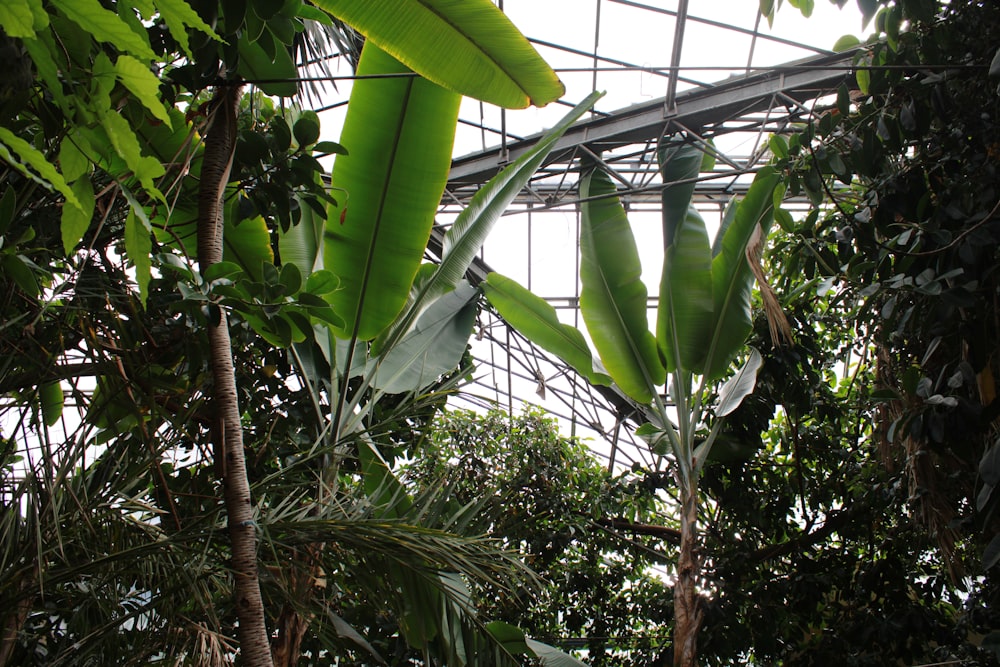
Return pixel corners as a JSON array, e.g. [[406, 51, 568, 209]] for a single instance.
[[448, 50, 857, 187]]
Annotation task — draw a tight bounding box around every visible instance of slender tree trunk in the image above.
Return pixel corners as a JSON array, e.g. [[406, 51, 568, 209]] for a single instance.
[[673, 484, 703, 667], [198, 83, 274, 667]]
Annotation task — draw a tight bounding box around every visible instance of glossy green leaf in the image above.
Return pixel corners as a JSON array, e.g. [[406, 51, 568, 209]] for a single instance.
[[59, 133, 91, 183], [39, 382, 64, 427], [526, 639, 590, 667], [579, 168, 664, 403], [0, 127, 80, 210], [155, 0, 222, 57], [483, 272, 611, 387], [312, 0, 564, 108], [278, 200, 323, 275], [223, 197, 274, 281], [237, 35, 298, 97], [124, 208, 152, 306], [657, 206, 714, 374], [370, 282, 477, 394], [706, 168, 780, 380], [657, 141, 703, 248], [305, 270, 339, 295], [324, 43, 460, 341], [833, 34, 861, 52], [716, 347, 763, 417], [1, 254, 39, 296], [100, 111, 165, 198], [113, 55, 172, 127], [0, 1, 39, 38], [293, 111, 321, 148], [50, 0, 155, 60], [61, 177, 95, 254], [374, 91, 603, 355]]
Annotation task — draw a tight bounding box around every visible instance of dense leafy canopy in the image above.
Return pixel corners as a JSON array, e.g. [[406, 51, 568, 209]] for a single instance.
[[4, 0, 1000, 665]]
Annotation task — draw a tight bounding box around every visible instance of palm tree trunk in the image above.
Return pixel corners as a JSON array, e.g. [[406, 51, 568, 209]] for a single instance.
[[673, 484, 703, 667], [197, 83, 274, 667]]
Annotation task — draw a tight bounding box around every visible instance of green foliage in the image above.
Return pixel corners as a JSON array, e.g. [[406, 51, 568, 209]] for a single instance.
[[406, 409, 675, 666], [324, 42, 461, 341], [311, 0, 565, 108]]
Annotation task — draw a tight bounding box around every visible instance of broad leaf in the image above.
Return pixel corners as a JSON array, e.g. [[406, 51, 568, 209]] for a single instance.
[[706, 168, 780, 380], [312, 0, 564, 108], [113, 55, 173, 126], [526, 639, 590, 667], [483, 272, 611, 387], [278, 199, 323, 275], [0, 127, 80, 210], [325, 43, 461, 341], [657, 206, 714, 374], [0, 1, 40, 39], [222, 196, 274, 281], [716, 348, 763, 417], [50, 0, 155, 60], [329, 611, 387, 665], [370, 282, 478, 394], [61, 177, 95, 254], [153, 0, 223, 58], [579, 168, 664, 403], [657, 141, 703, 248], [236, 34, 298, 98], [373, 91, 602, 356], [124, 208, 152, 305], [39, 382, 64, 427]]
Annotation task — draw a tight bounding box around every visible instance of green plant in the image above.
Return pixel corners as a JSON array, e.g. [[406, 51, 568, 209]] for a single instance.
[[485, 142, 783, 667]]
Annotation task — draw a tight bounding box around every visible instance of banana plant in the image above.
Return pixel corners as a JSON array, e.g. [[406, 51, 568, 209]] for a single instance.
[[270, 34, 601, 662], [484, 140, 782, 667]]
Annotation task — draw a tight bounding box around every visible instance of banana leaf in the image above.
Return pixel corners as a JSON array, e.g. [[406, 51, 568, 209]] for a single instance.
[[369, 282, 478, 395], [657, 141, 703, 248], [324, 43, 461, 341], [579, 168, 664, 403], [705, 167, 780, 380], [371, 91, 602, 356], [482, 273, 612, 387], [312, 0, 564, 108], [657, 206, 714, 374]]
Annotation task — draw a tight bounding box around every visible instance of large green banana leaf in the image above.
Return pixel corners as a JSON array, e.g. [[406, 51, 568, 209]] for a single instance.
[[482, 273, 611, 387], [370, 282, 478, 394], [579, 168, 664, 404], [705, 167, 781, 380], [371, 91, 602, 356], [657, 206, 714, 374], [657, 142, 703, 248], [656, 141, 714, 373], [312, 0, 564, 108], [324, 43, 461, 341]]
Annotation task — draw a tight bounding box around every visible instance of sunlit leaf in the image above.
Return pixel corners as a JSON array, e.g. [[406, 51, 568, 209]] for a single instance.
[[114, 55, 173, 127], [125, 208, 152, 305], [61, 177, 95, 254], [312, 0, 564, 108], [50, 0, 156, 60], [325, 43, 460, 341]]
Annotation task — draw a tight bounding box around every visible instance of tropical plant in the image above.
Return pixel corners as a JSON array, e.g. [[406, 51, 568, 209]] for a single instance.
[[484, 141, 784, 666], [0, 0, 595, 664], [406, 408, 676, 666]]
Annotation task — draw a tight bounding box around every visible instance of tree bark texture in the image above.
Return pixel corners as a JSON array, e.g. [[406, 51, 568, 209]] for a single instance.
[[673, 483, 703, 667], [197, 84, 274, 667]]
